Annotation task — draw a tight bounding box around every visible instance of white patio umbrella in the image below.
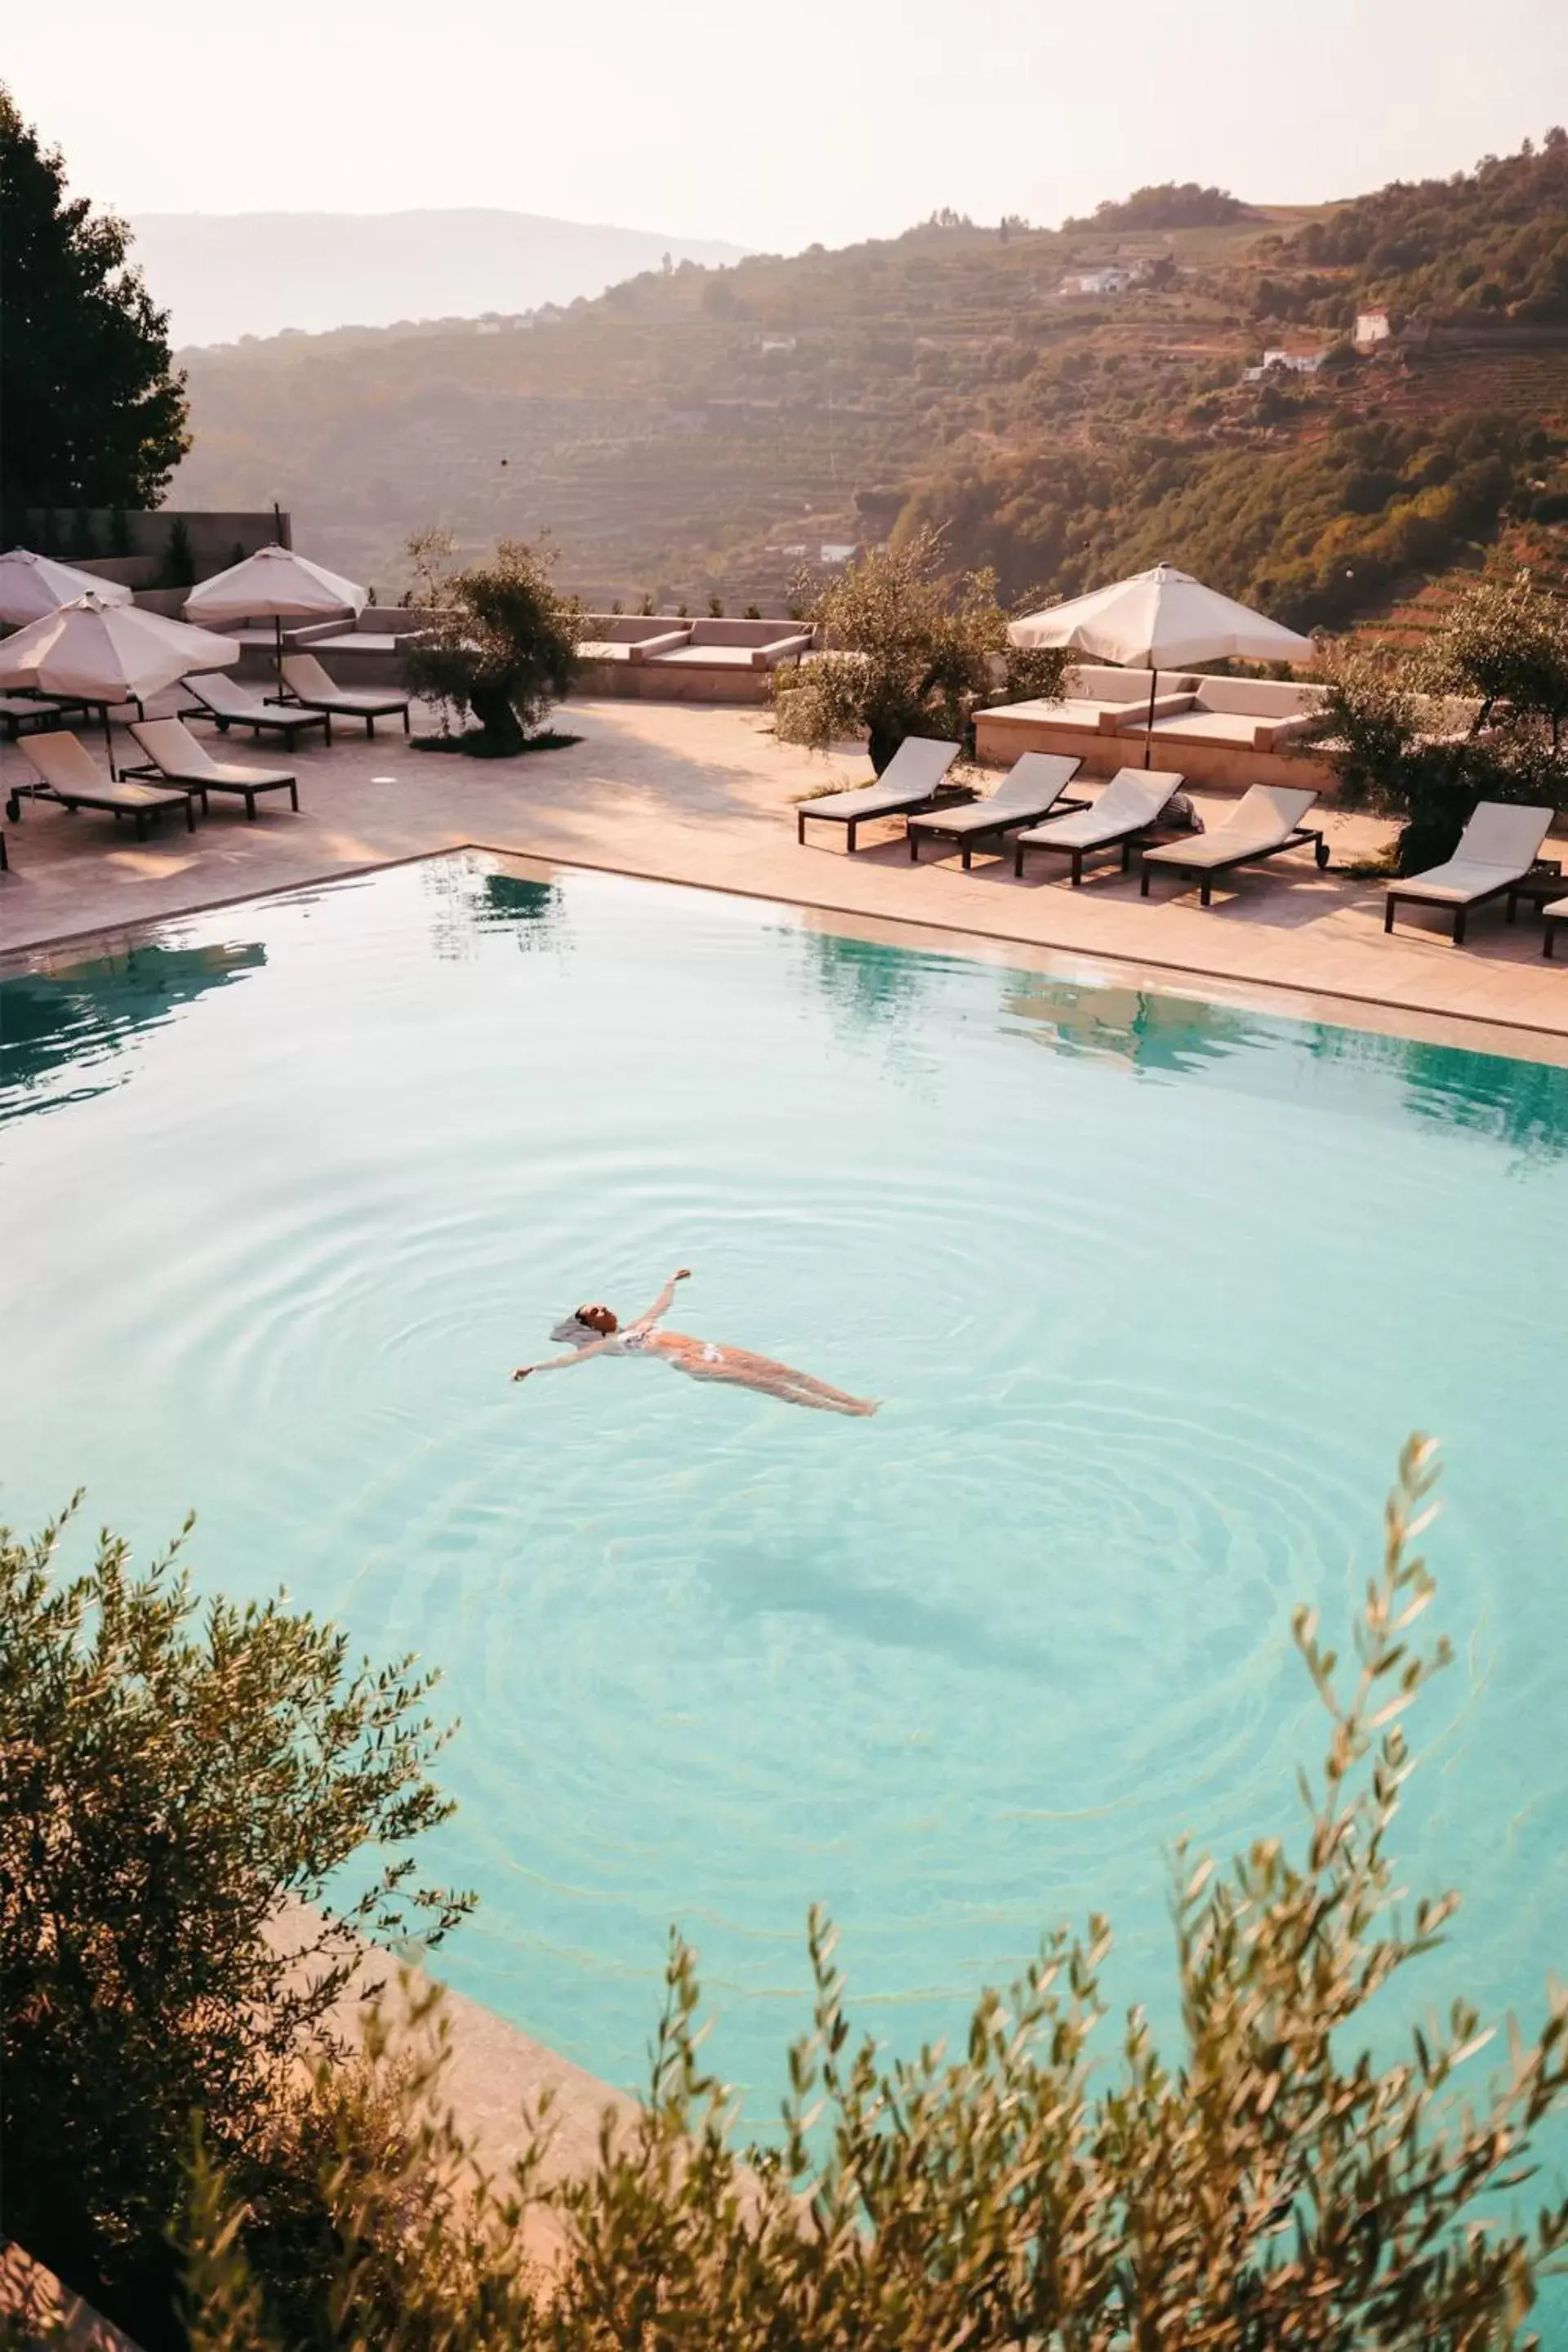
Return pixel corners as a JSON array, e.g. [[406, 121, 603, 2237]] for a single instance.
[[1009, 563, 1315, 764], [0, 593, 240, 776], [185, 543, 366, 693], [0, 547, 134, 626]]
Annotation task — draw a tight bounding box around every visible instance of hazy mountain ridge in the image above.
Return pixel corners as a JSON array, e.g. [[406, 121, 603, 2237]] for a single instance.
[[132, 209, 749, 348], [164, 145, 1568, 621]]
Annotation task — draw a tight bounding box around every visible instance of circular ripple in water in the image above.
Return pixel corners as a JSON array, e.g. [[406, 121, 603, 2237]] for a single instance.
[[1, 860, 1563, 2114]]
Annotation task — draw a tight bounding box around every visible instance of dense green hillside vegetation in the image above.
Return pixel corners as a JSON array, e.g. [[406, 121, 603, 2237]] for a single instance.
[[163, 138, 1568, 625], [1269, 131, 1568, 322]]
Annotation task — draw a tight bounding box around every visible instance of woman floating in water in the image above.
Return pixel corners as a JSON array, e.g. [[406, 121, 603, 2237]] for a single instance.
[[512, 1268, 878, 1417]]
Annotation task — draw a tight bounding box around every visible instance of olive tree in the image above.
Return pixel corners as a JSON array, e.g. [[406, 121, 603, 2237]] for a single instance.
[[1420, 568, 1568, 752], [1305, 630, 1566, 872], [773, 527, 1068, 770], [404, 533, 582, 755], [0, 1500, 471, 2350], [184, 1441, 1568, 2350]]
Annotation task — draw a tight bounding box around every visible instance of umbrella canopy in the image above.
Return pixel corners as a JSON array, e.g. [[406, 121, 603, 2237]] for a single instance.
[[185, 543, 366, 693], [0, 593, 240, 701], [0, 547, 134, 626], [184, 543, 365, 624], [0, 594, 240, 775], [1009, 564, 1314, 668]]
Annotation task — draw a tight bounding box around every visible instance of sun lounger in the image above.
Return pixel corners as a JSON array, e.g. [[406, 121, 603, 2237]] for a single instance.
[[795, 737, 960, 852], [1542, 895, 1568, 959], [125, 719, 300, 820], [182, 673, 331, 747], [1013, 767, 1185, 884], [0, 693, 82, 741], [7, 729, 194, 837], [905, 753, 1085, 866], [1139, 783, 1325, 905], [280, 653, 412, 737], [1383, 802, 1556, 946]]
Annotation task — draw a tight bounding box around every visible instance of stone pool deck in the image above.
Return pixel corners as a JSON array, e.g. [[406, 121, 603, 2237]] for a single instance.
[[4, 697, 1568, 1061]]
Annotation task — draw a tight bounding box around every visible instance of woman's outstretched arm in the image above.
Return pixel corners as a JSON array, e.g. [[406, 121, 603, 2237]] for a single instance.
[[634, 1266, 693, 1329], [512, 1338, 616, 1382]]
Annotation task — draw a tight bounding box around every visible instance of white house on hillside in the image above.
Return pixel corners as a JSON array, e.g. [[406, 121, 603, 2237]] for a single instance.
[[1065, 267, 1134, 296], [1244, 346, 1330, 382], [1355, 308, 1392, 347]]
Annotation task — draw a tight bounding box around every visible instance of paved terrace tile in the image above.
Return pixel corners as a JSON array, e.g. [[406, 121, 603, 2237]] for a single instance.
[[3, 697, 1566, 1062]]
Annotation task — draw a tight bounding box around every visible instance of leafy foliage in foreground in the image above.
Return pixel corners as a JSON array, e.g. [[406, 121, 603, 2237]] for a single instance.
[[773, 528, 1067, 768], [181, 1441, 1568, 2350], [0, 1502, 471, 2350]]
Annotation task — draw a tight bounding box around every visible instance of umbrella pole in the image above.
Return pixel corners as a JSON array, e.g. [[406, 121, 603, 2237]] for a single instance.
[[101, 702, 118, 782], [275, 615, 284, 699], [1143, 665, 1159, 768]]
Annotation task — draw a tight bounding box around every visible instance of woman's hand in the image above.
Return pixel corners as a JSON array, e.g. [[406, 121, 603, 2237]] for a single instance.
[[511, 1366, 532, 1382], [675, 1267, 693, 1281]]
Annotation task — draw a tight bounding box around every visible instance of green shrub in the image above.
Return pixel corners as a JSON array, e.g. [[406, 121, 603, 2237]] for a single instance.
[[0, 1499, 470, 2348], [1304, 623, 1568, 869]]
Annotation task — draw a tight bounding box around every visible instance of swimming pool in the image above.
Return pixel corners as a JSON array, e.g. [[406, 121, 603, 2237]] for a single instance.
[[2, 854, 1565, 2118]]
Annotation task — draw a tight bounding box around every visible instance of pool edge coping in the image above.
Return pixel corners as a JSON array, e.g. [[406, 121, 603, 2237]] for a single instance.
[[5, 837, 1568, 1068]]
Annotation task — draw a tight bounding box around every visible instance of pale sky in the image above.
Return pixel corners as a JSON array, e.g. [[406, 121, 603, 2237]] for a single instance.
[[7, 0, 1566, 251]]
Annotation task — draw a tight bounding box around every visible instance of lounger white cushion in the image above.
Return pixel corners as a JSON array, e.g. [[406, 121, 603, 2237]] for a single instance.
[[183, 673, 324, 728], [1142, 783, 1318, 870], [1015, 767, 1183, 850], [18, 729, 193, 825], [19, 728, 105, 795], [130, 718, 295, 792], [907, 752, 1081, 837], [281, 653, 410, 714], [803, 737, 960, 822], [1388, 804, 1553, 902]]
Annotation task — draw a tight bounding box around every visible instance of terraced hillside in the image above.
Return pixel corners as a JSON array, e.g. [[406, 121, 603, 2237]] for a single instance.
[[163, 153, 1568, 627]]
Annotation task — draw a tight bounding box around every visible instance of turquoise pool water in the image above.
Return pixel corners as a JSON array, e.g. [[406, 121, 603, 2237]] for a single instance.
[[2, 855, 1566, 2123]]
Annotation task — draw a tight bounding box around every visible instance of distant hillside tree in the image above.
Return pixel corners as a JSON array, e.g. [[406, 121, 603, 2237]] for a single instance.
[[773, 527, 1066, 769], [1066, 182, 1251, 231], [0, 83, 189, 531], [1278, 132, 1568, 320]]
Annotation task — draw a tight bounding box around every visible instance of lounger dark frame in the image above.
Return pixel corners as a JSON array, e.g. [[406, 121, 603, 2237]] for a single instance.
[[908, 791, 1089, 869], [121, 758, 300, 822], [1014, 826, 1161, 887], [1, 693, 94, 741], [1384, 854, 1561, 947], [1504, 862, 1565, 959], [280, 685, 412, 739], [797, 786, 958, 854], [1141, 824, 1329, 906], [5, 777, 196, 839], [182, 684, 332, 749]]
